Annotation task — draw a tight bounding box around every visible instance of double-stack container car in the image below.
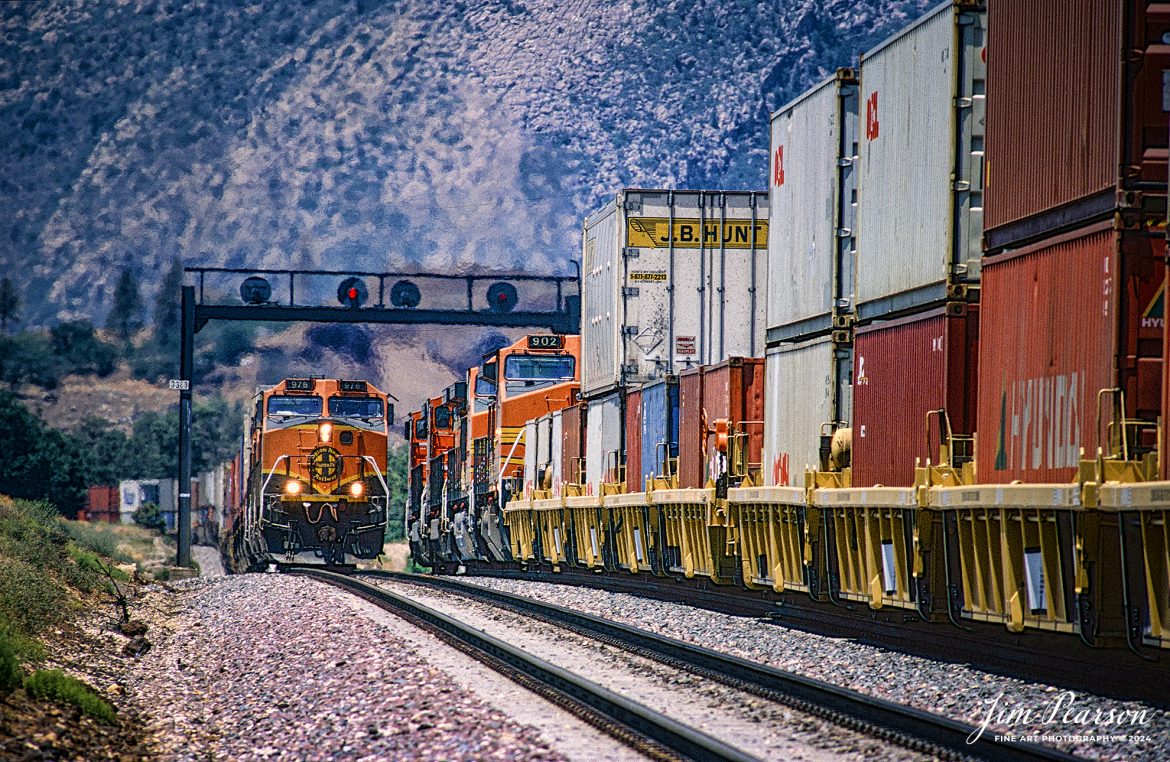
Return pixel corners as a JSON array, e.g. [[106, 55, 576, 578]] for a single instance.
[[403, 0, 1170, 669]]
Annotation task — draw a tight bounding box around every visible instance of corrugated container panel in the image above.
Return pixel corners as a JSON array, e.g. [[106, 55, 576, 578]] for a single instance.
[[768, 71, 859, 336], [979, 222, 1165, 482], [852, 308, 979, 487], [537, 415, 553, 492], [584, 392, 622, 494], [624, 388, 643, 492], [551, 411, 564, 497], [523, 419, 538, 497], [582, 189, 768, 398], [639, 379, 679, 487], [763, 334, 853, 486], [855, 2, 985, 318], [985, 1, 1170, 250], [677, 368, 705, 488], [560, 403, 583, 486], [701, 358, 766, 485]]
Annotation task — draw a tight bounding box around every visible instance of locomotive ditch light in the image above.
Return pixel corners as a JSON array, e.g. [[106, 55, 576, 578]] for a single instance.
[[319, 423, 332, 443], [285, 480, 302, 495], [390, 279, 421, 308], [487, 282, 518, 313], [337, 277, 368, 308], [350, 482, 364, 497], [239, 276, 272, 305]]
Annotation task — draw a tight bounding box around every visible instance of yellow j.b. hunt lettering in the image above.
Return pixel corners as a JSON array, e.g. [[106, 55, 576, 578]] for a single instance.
[[626, 218, 768, 249]]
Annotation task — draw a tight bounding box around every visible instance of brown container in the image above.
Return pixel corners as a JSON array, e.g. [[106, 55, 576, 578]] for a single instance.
[[85, 485, 120, 522], [979, 220, 1165, 482], [624, 388, 643, 492], [984, 0, 1170, 251], [677, 359, 766, 488], [560, 403, 583, 485], [852, 307, 979, 488], [677, 367, 706, 488]]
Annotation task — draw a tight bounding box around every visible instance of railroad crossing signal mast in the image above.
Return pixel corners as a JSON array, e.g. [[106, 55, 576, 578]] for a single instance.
[[175, 267, 580, 567]]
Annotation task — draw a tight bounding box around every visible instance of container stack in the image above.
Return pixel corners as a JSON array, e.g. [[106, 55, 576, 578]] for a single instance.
[[848, 1, 986, 487], [978, 0, 1168, 484], [579, 189, 768, 494], [763, 69, 859, 485]]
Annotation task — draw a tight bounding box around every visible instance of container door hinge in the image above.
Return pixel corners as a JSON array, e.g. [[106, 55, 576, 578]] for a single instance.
[[621, 363, 639, 377], [623, 326, 640, 337], [623, 247, 639, 258], [623, 199, 643, 214], [622, 287, 640, 297]]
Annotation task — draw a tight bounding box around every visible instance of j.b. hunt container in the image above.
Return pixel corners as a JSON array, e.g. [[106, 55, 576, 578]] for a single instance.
[[581, 189, 768, 399], [767, 69, 859, 339], [984, 0, 1170, 252], [854, 0, 985, 321]]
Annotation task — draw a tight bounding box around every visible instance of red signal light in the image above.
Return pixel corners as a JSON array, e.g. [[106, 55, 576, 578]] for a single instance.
[[348, 287, 359, 300]]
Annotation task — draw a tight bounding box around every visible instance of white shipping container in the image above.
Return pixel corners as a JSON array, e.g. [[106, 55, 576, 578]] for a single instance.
[[584, 392, 622, 494], [551, 411, 564, 497], [767, 70, 859, 337], [762, 335, 852, 486], [536, 414, 552, 491], [523, 419, 538, 498], [582, 189, 768, 398], [855, 1, 985, 319]]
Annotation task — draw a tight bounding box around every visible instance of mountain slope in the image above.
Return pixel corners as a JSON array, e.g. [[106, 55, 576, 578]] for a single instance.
[[0, 0, 931, 325]]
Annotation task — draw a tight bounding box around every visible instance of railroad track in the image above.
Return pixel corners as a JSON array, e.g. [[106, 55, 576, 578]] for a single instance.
[[288, 568, 757, 762], [361, 570, 1077, 762], [450, 562, 1170, 708]]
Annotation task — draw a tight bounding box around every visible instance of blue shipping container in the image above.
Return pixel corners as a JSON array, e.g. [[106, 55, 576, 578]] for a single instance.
[[639, 380, 679, 488]]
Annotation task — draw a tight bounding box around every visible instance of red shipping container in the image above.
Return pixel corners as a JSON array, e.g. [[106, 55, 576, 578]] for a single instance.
[[980, 221, 1164, 482], [677, 359, 766, 488], [985, 0, 1170, 251], [624, 388, 643, 492], [677, 368, 705, 488], [852, 307, 979, 488], [560, 403, 584, 485], [85, 485, 120, 522]]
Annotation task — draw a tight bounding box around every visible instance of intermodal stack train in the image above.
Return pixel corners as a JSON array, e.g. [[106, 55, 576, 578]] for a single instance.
[[224, 377, 392, 570], [407, 0, 1170, 660]]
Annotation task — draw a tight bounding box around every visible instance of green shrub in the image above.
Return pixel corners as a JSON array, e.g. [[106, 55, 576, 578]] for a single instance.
[[0, 558, 67, 637], [23, 669, 117, 724], [132, 502, 165, 532], [0, 626, 23, 695], [63, 520, 130, 563]]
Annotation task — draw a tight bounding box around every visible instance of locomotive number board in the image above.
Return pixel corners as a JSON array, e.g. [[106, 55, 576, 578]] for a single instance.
[[286, 379, 315, 391], [339, 380, 368, 392], [527, 335, 564, 350]]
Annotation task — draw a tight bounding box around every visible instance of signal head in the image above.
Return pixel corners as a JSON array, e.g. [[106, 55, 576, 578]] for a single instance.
[[487, 282, 518, 313], [389, 280, 421, 308], [239, 276, 272, 305], [337, 277, 368, 308]]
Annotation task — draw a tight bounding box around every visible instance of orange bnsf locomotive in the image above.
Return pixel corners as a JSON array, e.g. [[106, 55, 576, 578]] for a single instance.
[[225, 378, 392, 570], [406, 334, 580, 566]]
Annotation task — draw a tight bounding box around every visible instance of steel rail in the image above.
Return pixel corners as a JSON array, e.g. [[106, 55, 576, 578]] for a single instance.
[[290, 569, 757, 762], [364, 571, 1078, 762]]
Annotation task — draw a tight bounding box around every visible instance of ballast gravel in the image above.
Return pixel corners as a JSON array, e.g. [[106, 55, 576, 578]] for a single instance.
[[463, 576, 1170, 762], [124, 574, 568, 761]]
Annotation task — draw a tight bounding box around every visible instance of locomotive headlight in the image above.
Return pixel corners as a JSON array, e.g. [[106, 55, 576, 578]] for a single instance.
[[319, 423, 332, 443], [349, 481, 364, 497], [285, 480, 302, 495]]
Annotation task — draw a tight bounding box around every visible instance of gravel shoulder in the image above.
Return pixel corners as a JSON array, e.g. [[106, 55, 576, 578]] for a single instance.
[[460, 576, 1169, 762], [121, 574, 620, 761]]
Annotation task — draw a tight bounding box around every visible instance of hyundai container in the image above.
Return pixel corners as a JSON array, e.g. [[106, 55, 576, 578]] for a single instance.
[[581, 189, 768, 398], [984, 0, 1170, 251], [977, 221, 1164, 483], [855, 1, 985, 320], [767, 69, 859, 339], [639, 378, 679, 490]]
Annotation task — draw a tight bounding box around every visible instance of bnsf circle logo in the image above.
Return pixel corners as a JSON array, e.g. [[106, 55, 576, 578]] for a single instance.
[[309, 446, 342, 481]]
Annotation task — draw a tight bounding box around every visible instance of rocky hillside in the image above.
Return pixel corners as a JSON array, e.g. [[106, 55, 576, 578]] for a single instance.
[[1, 0, 930, 326]]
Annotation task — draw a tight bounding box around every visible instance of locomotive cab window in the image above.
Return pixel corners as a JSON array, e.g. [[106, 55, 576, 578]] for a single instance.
[[504, 355, 575, 390], [328, 397, 384, 420], [267, 395, 322, 417], [433, 405, 452, 430]]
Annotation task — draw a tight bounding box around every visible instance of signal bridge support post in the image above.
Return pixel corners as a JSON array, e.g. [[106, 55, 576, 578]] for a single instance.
[[177, 285, 194, 568]]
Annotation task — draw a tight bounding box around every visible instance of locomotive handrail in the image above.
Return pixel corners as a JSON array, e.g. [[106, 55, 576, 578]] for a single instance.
[[498, 426, 527, 507]]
